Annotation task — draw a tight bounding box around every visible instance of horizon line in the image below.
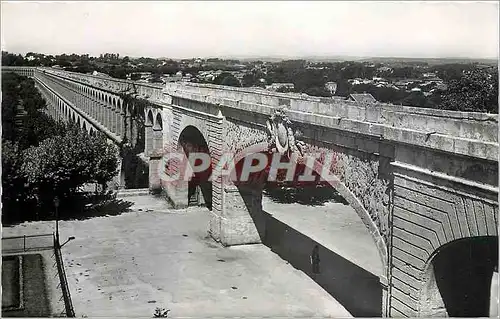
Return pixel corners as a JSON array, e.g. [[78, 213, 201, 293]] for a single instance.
[[2, 49, 498, 62]]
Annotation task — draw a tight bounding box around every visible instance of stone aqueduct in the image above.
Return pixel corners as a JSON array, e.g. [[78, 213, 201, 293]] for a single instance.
[[3, 66, 499, 317]]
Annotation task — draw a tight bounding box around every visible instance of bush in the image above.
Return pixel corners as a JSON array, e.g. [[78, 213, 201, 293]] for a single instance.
[[153, 307, 170, 318]]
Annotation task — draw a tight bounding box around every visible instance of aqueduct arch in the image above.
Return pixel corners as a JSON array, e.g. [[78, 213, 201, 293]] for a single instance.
[[228, 142, 388, 269], [175, 125, 212, 209], [419, 236, 498, 317], [145, 109, 155, 155]]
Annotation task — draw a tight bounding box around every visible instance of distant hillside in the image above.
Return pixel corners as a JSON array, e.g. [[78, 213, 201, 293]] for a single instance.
[[209, 55, 498, 65], [358, 56, 498, 66]]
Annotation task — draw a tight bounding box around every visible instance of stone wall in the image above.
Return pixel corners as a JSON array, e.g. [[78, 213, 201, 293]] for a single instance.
[[390, 162, 498, 317]]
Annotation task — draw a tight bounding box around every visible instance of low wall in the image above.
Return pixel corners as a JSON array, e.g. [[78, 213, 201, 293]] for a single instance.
[[260, 210, 384, 317]]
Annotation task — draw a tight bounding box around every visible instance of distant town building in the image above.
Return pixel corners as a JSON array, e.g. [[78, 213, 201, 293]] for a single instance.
[[377, 66, 393, 73], [324, 82, 337, 95], [422, 72, 438, 78]]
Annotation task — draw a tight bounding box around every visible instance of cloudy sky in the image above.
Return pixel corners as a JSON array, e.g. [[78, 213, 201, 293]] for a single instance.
[[1, 1, 498, 59]]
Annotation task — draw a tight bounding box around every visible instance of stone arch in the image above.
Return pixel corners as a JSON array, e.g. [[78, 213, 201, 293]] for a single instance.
[[154, 113, 163, 130], [229, 142, 388, 271], [83, 122, 88, 132], [151, 112, 163, 153], [418, 236, 498, 317], [127, 102, 135, 117], [144, 109, 155, 155], [146, 109, 154, 126], [175, 125, 212, 209], [77, 116, 81, 127]]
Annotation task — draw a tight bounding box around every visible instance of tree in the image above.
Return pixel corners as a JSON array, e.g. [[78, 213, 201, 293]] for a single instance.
[[439, 69, 498, 113], [214, 72, 241, 87], [131, 73, 142, 81], [2, 51, 25, 66], [1, 141, 29, 217], [21, 124, 119, 210]]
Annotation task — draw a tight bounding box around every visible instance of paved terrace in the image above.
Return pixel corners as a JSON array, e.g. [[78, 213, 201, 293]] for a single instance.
[[2, 195, 352, 318]]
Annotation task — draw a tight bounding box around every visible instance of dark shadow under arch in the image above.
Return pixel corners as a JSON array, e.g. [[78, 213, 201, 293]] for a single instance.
[[155, 113, 163, 130], [146, 110, 154, 126], [178, 125, 212, 210], [420, 236, 498, 317]]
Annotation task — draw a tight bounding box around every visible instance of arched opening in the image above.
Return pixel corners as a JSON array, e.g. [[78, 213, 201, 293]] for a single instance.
[[127, 103, 138, 146], [83, 122, 87, 132], [146, 110, 154, 126], [145, 110, 155, 155], [225, 145, 386, 317], [419, 236, 498, 317], [177, 126, 212, 210]]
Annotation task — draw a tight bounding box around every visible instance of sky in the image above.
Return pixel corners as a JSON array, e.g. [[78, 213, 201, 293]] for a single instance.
[[1, 1, 499, 59]]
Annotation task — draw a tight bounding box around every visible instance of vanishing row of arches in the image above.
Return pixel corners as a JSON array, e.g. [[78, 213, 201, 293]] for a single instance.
[[36, 80, 99, 137], [35, 70, 166, 153], [3, 66, 34, 77]]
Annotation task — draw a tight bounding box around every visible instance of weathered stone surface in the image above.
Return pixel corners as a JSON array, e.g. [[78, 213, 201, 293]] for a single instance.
[[302, 142, 391, 242], [224, 119, 268, 154]]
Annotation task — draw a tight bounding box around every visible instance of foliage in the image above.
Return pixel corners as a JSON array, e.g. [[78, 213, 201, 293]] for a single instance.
[[153, 307, 170, 318], [439, 69, 498, 113], [21, 124, 119, 211], [214, 72, 241, 87], [1, 74, 120, 223], [121, 144, 149, 189], [430, 63, 477, 81], [1, 141, 29, 214], [131, 73, 142, 81], [2, 51, 25, 66], [2, 72, 66, 148]]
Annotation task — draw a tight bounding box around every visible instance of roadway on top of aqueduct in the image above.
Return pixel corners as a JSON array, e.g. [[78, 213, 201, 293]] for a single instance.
[[3, 66, 499, 318]]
